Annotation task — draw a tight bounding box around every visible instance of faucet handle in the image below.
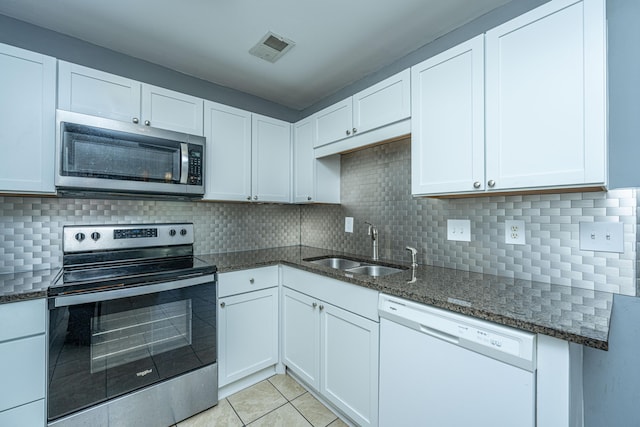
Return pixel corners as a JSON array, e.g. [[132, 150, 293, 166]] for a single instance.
[[405, 246, 418, 267]]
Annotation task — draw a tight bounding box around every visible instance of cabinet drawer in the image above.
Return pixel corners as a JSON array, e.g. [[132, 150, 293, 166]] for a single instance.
[[0, 299, 45, 343], [281, 266, 378, 321], [0, 399, 45, 427], [218, 266, 279, 297], [0, 335, 46, 412]]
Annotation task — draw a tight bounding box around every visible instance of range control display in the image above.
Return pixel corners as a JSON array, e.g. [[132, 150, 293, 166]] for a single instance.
[[114, 228, 158, 239]]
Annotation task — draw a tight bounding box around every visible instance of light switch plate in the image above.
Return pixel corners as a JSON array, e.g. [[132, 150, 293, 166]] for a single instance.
[[345, 217, 354, 233], [579, 222, 624, 253], [447, 219, 471, 242]]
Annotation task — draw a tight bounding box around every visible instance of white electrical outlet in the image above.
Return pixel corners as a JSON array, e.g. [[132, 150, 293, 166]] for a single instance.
[[447, 219, 471, 242], [505, 220, 526, 245], [345, 217, 354, 233], [579, 222, 624, 253]]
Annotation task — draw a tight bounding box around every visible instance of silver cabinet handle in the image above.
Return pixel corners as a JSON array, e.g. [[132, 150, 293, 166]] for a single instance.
[[488, 180, 496, 188], [253, 195, 258, 200], [246, 196, 251, 200], [312, 302, 317, 309], [307, 196, 312, 201], [132, 117, 139, 124], [220, 302, 225, 308], [249, 278, 255, 284], [346, 129, 351, 136], [319, 304, 324, 311], [473, 181, 481, 189], [144, 120, 151, 126], [352, 127, 357, 134]]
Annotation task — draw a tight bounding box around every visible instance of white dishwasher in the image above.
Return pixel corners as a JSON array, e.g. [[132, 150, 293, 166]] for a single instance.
[[378, 294, 536, 427]]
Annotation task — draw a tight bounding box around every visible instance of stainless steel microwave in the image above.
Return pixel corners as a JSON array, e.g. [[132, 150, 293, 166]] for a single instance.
[[55, 110, 205, 198]]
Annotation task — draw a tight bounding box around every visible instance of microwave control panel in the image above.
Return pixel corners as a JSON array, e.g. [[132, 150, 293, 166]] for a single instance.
[[188, 146, 203, 186]]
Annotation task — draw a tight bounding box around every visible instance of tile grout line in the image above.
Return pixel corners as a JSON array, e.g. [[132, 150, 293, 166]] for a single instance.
[[269, 374, 338, 427], [224, 397, 246, 426]]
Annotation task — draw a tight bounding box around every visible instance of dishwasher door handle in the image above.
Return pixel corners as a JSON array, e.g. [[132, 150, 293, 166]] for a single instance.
[[419, 324, 459, 345]]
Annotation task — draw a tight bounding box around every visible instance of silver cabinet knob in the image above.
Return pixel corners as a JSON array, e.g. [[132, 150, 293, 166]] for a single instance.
[[307, 196, 312, 201], [352, 127, 357, 134], [319, 305, 324, 311], [132, 117, 139, 124], [253, 195, 258, 200], [144, 120, 151, 126], [247, 196, 251, 200], [312, 302, 318, 309], [220, 302, 225, 308], [488, 180, 496, 188], [346, 129, 351, 136], [473, 181, 481, 189], [249, 278, 255, 284]]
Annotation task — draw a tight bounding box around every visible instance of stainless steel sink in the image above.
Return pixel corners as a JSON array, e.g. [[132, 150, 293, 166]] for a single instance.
[[345, 264, 406, 277], [305, 256, 407, 277], [307, 257, 362, 270]]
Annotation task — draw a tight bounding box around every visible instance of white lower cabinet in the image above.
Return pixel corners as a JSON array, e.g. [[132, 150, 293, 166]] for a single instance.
[[0, 299, 46, 426], [217, 267, 280, 396], [282, 267, 379, 427]]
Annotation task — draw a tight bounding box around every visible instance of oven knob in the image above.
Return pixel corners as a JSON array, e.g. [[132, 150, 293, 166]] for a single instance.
[[180, 228, 187, 236], [75, 232, 85, 242], [169, 229, 177, 237], [91, 232, 101, 241]]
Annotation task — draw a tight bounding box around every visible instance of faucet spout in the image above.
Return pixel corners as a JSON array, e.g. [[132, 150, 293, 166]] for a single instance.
[[364, 222, 379, 260], [406, 246, 418, 268]]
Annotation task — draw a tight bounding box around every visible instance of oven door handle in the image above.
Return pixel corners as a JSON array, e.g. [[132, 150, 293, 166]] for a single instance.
[[52, 273, 214, 308]]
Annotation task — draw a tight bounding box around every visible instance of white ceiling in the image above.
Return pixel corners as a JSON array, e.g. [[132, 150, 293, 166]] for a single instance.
[[0, 0, 511, 110]]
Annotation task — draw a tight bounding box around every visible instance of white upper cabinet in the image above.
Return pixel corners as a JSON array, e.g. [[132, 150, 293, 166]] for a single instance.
[[252, 114, 291, 203], [58, 61, 204, 135], [0, 43, 56, 194], [203, 102, 291, 203], [411, 35, 485, 196], [293, 117, 341, 204], [484, 0, 606, 191], [203, 101, 252, 201], [314, 69, 411, 152]]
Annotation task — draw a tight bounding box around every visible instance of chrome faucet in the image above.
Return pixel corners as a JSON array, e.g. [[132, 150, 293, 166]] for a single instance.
[[365, 222, 379, 260], [406, 246, 418, 268]]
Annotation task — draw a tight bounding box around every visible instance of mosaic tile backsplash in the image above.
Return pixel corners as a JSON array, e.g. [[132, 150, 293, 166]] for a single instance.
[[301, 138, 638, 296], [0, 197, 300, 273], [1, 137, 637, 296]]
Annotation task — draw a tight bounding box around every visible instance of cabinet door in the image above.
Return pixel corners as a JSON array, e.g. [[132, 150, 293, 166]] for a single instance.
[[141, 84, 204, 135], [0, 400, 45, 427], [0, 44, 56, 193], [58, 61, 141, 123], [203, 101, 252, 201], [485, 0, 606, 191], [218, 287, 279, 387], [353, 69, 411, 135], [293, 117, 315, 203], [411, 35, 485, 195], [314, 98, 352, 148], [252, 114, 291, 203], [282, 288, 320, 390], [0, 335, 46, 413], [321, 303, 379, 427]]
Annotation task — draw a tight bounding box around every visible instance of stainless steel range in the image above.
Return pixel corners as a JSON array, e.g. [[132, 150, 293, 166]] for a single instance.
[[47, 223, 217, 427]]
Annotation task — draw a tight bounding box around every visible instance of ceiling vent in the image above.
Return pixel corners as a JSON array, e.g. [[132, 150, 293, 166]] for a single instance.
[[249, 31, 295, 63]]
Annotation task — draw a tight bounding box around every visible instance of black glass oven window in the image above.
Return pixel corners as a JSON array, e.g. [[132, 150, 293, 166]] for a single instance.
[[62, 128, 181, 183], [48, 282, 216, 421]]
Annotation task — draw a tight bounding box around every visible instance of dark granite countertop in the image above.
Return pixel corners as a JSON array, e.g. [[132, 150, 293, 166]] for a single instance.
[[0, 268, 57, 304], [200, 245, 613, 350]]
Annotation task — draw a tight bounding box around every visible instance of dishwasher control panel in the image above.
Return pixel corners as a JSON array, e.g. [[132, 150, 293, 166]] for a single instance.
[[378, 294, 536, 372]]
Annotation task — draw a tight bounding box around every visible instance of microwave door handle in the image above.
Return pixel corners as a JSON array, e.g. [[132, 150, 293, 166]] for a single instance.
[[179, 142, 189, 184]]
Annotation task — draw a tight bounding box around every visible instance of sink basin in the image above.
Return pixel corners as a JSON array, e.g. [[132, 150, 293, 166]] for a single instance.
[[307, 257, 362, 270], [345, 265, 406, 277]]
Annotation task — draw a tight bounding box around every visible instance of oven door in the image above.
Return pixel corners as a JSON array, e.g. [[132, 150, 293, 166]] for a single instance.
[[47, 275, 216, 422]]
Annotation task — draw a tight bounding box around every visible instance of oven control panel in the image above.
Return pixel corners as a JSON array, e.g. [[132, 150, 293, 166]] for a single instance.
[[63, 223, 194, 253]]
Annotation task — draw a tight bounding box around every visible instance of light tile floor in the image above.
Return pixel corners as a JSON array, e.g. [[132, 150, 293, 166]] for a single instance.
[[175, 373, 349, 427]]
